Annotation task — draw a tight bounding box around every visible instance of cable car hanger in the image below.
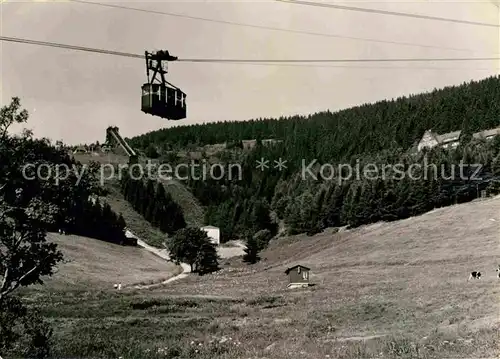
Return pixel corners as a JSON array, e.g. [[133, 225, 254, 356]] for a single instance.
[[145, 50, 180, 90], [141, 50, 187, 121]]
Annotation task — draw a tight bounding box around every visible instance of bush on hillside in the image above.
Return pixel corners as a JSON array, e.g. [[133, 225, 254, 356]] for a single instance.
[[167, 227, 219, 274], [253, 229, 273, 251], [145, 144, 160, 159], [243, 235, 260, 264]]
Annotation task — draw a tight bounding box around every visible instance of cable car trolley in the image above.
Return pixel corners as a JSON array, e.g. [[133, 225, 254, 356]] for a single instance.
[[141, 50, 186, 120]]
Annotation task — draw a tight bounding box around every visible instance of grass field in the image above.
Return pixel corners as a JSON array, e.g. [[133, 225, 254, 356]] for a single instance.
[[30, 233, 181, 291], [160, 178, 204, 227], [24, 196, 500, 358]]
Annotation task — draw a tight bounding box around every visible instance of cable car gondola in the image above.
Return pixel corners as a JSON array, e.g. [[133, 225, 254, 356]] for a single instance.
[[141, 50, 186, 120]]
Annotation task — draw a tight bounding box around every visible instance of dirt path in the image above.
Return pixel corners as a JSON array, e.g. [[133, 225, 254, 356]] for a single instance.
[[128, 232, 245, 290], [129, 233, 191, 289], [218, 240, 246, 259]]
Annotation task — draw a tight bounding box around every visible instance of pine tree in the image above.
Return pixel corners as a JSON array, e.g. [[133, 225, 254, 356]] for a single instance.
[[121, 173, 130, 199], [143, 180, 156, 218], [130, 180, 141, 211], [195, 241, 219, 275], [123, 176, 133, 202], [163, 192, 186, 233], [158, 192, 173, 234], [340, 182, 361, 227], [249, 199, 274, 234], [117, 213, 126, 233], [91, 199, 103, 239], [143, 180, 156, 222], [242, 235, 260, 264], [323, 184, 345, 227], [101, 203, 115, 242]]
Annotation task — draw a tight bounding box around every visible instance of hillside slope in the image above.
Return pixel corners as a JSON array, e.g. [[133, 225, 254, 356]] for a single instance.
[[32, 198, 500, 358], [149, 175, 204, 228], [103, 183, 167, 246], [36, 233, 181, 291], [73, 150, 204, 234], [155, 196, 500, 337]]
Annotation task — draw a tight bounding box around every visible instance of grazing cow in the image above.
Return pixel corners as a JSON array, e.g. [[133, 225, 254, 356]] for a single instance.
[[113, 283, 122, 290], [496, 266, 500, 278], [468, 271, 481, 280]]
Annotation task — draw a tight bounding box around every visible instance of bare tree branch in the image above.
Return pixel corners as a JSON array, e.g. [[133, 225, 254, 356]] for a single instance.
[[0, 267, 10, 302]]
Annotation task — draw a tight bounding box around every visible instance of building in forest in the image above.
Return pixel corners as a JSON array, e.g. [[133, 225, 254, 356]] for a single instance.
[[201, 225, 220, 245], [417, 129, 461, 152], [417, 126, 500, 152], [472, 127, 500, 141]]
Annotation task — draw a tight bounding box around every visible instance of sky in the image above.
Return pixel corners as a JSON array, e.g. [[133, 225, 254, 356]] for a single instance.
[[0, 0, 499, 144]]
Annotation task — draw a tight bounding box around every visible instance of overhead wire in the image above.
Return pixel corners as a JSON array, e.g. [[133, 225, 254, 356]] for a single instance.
[[66, 0, 482, 54], [181, 62, 497, 71], [0, 35, 499, 72], [275, 0, 500, 28], [178, 57, 500, 63], [0, 35, 143, 59]]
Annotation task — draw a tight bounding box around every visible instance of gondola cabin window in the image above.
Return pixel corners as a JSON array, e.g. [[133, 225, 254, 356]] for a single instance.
[[176, 91, 183, 107], [167, 87, 175, 105]]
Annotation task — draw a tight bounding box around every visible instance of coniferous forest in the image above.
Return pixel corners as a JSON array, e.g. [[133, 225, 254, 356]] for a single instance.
[[61, 198, 128, 245], [119, 173, 187, 235], [128, 75, 500, 239]]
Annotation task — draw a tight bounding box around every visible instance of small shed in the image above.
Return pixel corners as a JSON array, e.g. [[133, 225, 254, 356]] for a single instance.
[[284, 265, 310, 289], [201, 225, 220, 246]]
